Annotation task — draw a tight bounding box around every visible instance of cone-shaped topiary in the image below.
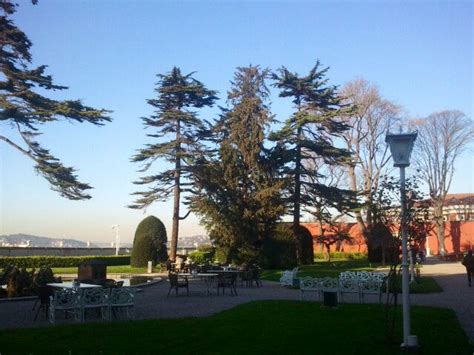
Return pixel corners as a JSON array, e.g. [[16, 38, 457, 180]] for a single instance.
[[294, 225, 314, 265], [131, 216, 168, 267]]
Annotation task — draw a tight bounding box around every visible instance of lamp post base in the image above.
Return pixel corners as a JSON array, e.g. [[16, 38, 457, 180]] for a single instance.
[[401, 335, 419, 352]]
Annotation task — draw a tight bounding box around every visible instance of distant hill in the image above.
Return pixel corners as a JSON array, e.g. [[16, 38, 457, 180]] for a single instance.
[[0, 234, 93, 248], [172, 235, 211, 248], [0, 233, 209, 249]]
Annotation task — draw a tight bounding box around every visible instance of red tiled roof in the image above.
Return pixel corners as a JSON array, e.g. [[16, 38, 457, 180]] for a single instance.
[[417, 193, 474, 207]]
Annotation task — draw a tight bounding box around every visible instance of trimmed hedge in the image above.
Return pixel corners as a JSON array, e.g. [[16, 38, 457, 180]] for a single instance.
[[0, 256, 130, 269], [261, 225, 297, 269], [294, 225, 314, 265], [314, 252, 367, 260], [131, 216, 168, 267]]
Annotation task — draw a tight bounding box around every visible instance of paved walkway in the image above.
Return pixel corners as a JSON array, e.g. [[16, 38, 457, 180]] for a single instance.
[[0, 259, 472, 344], [410, 257, 474, 344]]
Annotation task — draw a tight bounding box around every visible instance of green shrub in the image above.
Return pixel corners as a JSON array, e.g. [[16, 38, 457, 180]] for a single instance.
[[197, 244, 214, 253], [0, 256, 130, 269], [33, 267, 56, 286], [131, 215, 168, 267], [6, 267, 34, 298], [261, 225, 297, 269], [188, 249, 215, 265], [314, 252, 367, 260], [294, 225, 314, 265], [214, 247, 229, 264]]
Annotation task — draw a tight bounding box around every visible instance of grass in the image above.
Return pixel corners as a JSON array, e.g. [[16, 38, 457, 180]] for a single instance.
[[0, 300, 470, 354], [261, 259, 442, 293]]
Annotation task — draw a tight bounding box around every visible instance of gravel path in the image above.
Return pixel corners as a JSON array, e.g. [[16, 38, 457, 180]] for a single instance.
[[0, 259, 471, 345]]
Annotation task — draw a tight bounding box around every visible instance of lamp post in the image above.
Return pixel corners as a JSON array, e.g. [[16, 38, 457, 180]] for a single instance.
[[385, 131, 418, 350], [111, 225, 120, 256]]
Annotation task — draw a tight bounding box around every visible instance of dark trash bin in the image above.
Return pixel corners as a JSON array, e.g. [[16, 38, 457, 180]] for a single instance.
[[323, 291, 338, 307]]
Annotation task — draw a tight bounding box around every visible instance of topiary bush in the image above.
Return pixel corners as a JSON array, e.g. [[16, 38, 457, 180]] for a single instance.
[[294, 225, 314, 265], [131, 215, 168, 267], [260, 224, 297, 269]]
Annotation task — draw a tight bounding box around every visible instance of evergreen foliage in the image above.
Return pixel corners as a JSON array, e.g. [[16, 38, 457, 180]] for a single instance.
[[0, 1, 111, 200], [130, 67, 217, 261], [261, 224, 297, 269], [0, 256, 130, 269], [131, 216, 168, 267], [191, 66, 285, 265], [293, 225, 314, 264], [33, 267, 56, 287], [271, 61, 353, 263]]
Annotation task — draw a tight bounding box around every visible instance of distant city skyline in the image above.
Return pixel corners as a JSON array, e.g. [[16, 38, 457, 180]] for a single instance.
[[1, 1, 472, 244]]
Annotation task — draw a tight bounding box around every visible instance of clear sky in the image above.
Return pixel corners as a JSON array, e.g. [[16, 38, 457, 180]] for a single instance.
[[1, 0, 473, 245]]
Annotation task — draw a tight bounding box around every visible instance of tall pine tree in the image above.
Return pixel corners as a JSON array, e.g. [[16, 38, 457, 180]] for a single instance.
[[191, 66, 284, 264], [0, 1, 111, 199], [130, 67, 217, 261], [271, 61, 352, 263]]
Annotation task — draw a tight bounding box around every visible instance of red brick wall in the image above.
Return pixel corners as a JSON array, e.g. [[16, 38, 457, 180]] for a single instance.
[[304, 221, 474, 255], [424, 221, 474, 255]]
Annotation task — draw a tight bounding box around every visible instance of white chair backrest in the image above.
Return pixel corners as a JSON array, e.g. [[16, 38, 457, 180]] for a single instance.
[[110, 287, 136, 306], [81, 288, 108, 306], [319, 277, 339, 292], [51, 289, 79, 309], [299, 277, 319, 290]]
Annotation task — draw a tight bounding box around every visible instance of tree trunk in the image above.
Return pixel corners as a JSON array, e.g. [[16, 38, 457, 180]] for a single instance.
[[347, 163, 368, 234], [326, 244, 331, 263], [433, 203, 446, 255], [381, 242, 386, 266], [169, 121, 182, 262], [408, 244, 416, 283], [293, 127, 302, 263]]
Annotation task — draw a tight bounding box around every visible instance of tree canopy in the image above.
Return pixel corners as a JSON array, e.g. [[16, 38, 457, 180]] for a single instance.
[[191, 66, 285, 264], [0, 1, 111, 200], [271, 61, 353, 262], [130, 67, 217, 260]]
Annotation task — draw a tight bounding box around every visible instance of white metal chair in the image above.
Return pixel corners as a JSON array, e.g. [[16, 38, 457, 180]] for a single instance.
[[319, 277, 340, 294], [358, 273, 386, 303], [299, 277, 321, 300], [280, 267, 298, 287], [338, 272, 361, 303], [48, 289, 81, 324], [108, 287, 136, 321], [80, 288, 109, 322]]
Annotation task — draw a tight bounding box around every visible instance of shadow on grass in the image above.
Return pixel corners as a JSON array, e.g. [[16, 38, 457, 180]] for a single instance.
[[0, 300, 470, 354]]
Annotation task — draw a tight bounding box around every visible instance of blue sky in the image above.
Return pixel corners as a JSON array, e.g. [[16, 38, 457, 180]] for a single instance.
[[1, 0, 472, 245]]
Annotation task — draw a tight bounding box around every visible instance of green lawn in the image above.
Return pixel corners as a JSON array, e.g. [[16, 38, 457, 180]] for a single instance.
[[261, 259, 442, 293], [0, 301, 470, 354]]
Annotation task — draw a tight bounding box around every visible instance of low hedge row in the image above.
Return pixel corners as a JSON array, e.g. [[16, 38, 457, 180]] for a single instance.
[[0, 256, 131, 269], [314, 252, 367, 260]]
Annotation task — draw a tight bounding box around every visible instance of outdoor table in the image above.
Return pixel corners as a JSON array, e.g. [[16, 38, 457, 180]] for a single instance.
[[178, 273, 218, 294], [197, 273, 218, 295]]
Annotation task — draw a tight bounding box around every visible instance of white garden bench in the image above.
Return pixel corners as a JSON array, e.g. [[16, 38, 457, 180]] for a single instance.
[[300, 277, 321, 300], [279, 267, 299, 287], [298, 271, 387, 304]]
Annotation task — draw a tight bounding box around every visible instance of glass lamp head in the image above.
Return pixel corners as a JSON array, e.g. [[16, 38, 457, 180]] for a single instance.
[[385, 132, 418, 167]]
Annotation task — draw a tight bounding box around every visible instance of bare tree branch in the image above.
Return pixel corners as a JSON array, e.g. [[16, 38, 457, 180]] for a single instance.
[[411, 110, 474, 254]]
